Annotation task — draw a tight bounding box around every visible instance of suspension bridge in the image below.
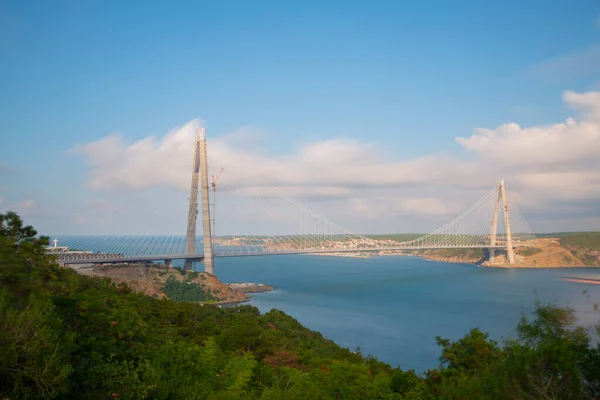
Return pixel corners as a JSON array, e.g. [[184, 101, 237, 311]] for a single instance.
[[50, 128, 536, 273]]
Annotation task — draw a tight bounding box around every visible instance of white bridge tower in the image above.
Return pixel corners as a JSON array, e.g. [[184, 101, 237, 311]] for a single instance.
[[184, 128, 214, 274], [489, 178, 515, 264]]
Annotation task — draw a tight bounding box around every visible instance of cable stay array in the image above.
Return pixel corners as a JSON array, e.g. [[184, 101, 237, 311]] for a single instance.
[[200, 155, 536, 257], [50, 139, 536, 264]]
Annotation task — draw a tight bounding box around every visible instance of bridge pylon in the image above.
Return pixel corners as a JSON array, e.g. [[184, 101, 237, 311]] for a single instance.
[[199, 128, 214, 274], [489, 178, 515, 264], [184, 128, 214, 273]]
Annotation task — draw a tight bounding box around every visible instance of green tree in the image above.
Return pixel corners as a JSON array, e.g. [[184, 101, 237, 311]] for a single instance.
[[0, 211, 59, 303], [435, 328, 501, 374], [0, 212, 74, 399], [503, 304, 595, 399]]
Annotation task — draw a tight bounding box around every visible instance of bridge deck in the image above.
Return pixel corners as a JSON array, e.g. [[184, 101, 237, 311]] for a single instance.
[[56, 245, 511, 265]]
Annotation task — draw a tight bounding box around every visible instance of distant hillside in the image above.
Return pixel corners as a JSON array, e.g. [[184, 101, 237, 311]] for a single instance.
[[369, 232, 600, 267], [551, 232, 600, 266], [549, 232, 600, 250], [420, 235, 600, 268], [365, 233, 425, 242]]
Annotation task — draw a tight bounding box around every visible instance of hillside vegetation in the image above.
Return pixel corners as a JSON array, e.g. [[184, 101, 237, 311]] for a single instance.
[[162, 275, 217, 302], [2, 212, 600, 399], [419, 234, 600, 267], [536, 232, 600, 249], [80, 263, 249, 303], [421, 248, 485, 263], [557, 232, 600, 266]]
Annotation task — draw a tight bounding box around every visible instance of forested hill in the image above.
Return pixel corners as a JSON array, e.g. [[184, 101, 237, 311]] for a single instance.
[[2, 211, 600, 399], [555, 232, 600, 266]]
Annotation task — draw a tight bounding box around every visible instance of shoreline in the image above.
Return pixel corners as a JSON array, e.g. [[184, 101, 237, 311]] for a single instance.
[[312, 252, 600, 269], [218, 286, 278, 306]]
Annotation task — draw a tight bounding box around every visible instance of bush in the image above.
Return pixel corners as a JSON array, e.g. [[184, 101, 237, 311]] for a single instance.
[[519, 247, 543, 256], [161, 276, 215, 302]]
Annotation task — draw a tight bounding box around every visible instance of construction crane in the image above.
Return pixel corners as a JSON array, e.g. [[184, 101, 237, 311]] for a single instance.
[[211, 167, 224, 249]]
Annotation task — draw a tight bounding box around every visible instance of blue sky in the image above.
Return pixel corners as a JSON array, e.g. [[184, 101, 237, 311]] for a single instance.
[[1, 0, 599, 235]]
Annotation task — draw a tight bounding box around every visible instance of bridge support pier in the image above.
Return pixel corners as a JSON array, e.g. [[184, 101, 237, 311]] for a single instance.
[[489, 179, 515, 264], [165, 259, 172, 269]]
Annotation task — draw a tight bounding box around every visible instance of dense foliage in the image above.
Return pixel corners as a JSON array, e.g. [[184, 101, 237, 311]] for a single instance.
[[541, 232, 600, 252], [557, 232, 600, 266], [424, 248, 485, 259], [1, 212, 600, 399], [161, 275, 216, 303]]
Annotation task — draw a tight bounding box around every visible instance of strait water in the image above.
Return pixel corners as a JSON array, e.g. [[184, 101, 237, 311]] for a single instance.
[[212, 255, 600, 372]]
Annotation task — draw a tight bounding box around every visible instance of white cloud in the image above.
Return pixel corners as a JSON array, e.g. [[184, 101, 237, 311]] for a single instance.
[[72, 119, 203, 190], [564, 90, 600, 119], [74, 121, 484, 194], [394, 197, 450, 217], [72, 90, 600, 234], [456, 92, 600, 168], [528, 44, 600, 82], [455, 91, 600, 206]]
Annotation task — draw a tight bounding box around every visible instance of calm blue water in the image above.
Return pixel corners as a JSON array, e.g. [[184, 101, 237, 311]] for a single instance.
[[212, 255, 600, 372]]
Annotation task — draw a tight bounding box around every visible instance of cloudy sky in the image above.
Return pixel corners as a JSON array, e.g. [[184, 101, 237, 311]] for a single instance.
[[1, 0, 599, 236]]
